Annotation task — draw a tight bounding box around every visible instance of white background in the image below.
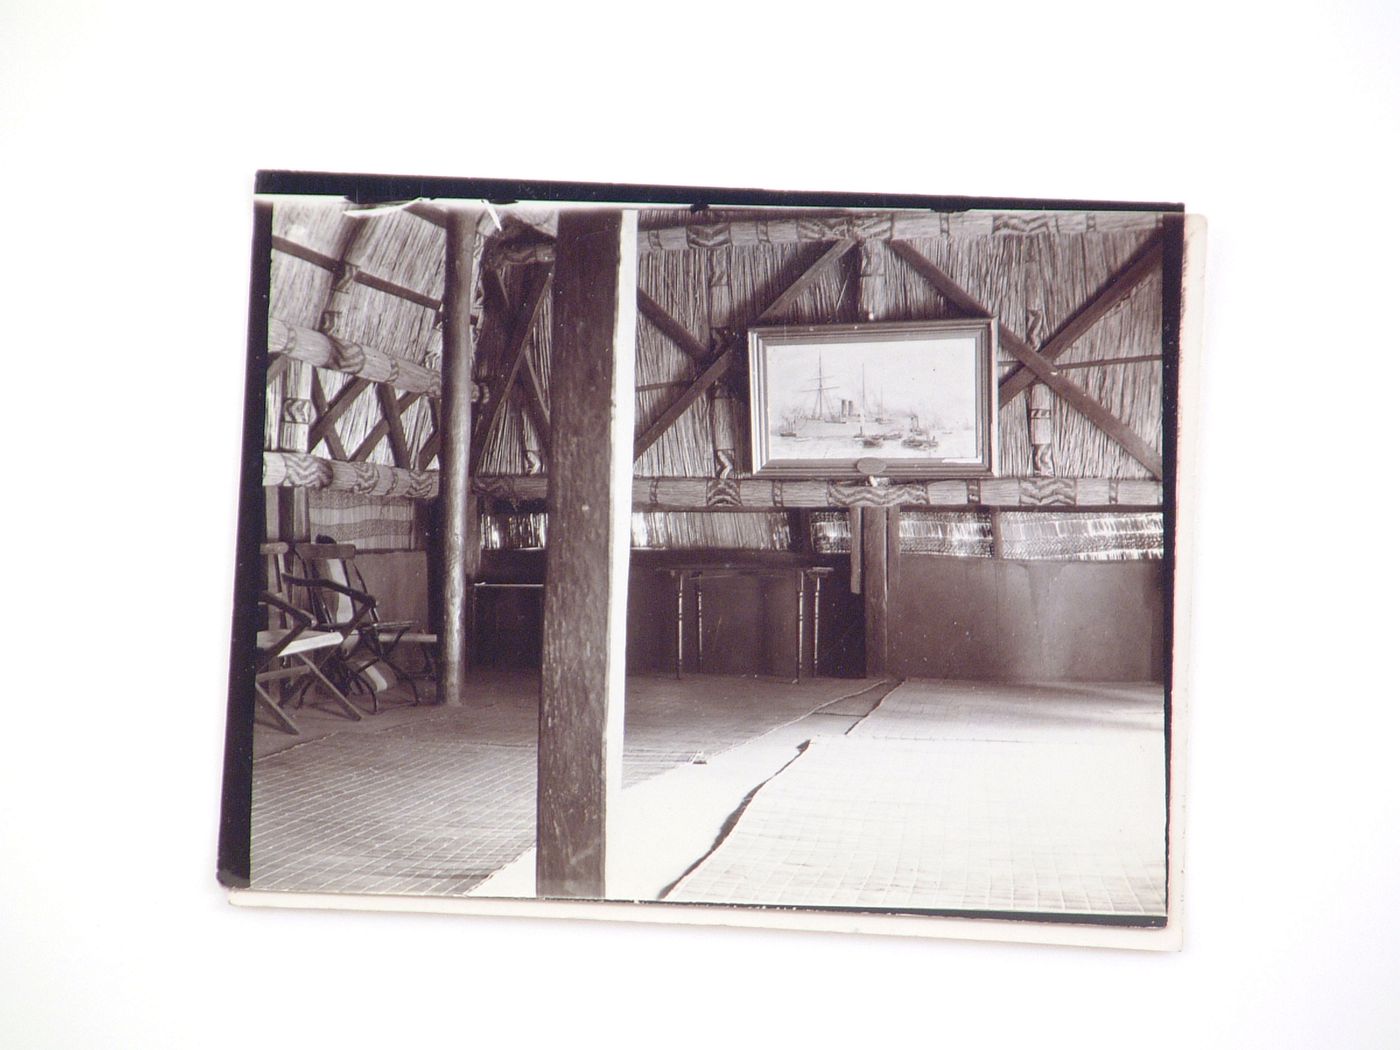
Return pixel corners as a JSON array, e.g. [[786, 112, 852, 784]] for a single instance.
[[3, 2, 1397, 1046]]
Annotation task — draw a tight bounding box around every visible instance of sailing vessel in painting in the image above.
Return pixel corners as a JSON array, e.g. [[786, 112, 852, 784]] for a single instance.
[[749, 319, 998, 478]]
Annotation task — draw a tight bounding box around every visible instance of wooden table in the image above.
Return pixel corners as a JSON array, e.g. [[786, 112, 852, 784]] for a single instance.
[[659, 565, 835, 682]]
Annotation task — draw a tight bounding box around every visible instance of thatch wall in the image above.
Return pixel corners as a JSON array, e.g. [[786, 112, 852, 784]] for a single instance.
[[474, 209, 1165, 482]]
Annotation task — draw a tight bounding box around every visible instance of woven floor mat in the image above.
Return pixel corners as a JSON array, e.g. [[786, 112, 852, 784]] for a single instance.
[[851, 679, 1164, 743], [252, 737, 536, 896], [251, 674, 871, 897], [666, 732, 1166, 916]]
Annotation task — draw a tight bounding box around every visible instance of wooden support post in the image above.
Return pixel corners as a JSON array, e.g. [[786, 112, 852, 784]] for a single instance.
[[438, 207, 481, 706], [863, 507, 889, 676], [849, 506, 863, 594], [537, 210, 638, 899]]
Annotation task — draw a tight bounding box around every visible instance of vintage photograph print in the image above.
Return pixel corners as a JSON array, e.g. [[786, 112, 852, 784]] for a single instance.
[[223, 176, 1190, 947]]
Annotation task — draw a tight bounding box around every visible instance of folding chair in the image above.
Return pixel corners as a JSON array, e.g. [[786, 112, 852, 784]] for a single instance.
[[254, 591, 364, 734], [294, 538, 438, 710]]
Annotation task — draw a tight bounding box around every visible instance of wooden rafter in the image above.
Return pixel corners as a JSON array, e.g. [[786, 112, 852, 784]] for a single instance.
[[350, 390, 420, 464], [997, 232, 1165, 404], [631, 238, 856, 462], [632, 348, 736, 461], [518, 357, 551, 452], [417, 398, 441, 470], [638, 289, 709, 364], [887, 241, 1163, 480], [272, 236, 443, 313], [307, 377, 369, 455], [755, 238, 856, 323], [307, 373, 351, 460], [999, 336, 1165, 480], [1050, 354, 1163, 371], [405, 201, 449, 227], [471, 264, 553, 473]]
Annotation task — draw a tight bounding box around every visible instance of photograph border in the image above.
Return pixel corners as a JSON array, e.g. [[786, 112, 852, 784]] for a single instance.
[[221, 173, 1193, 950]]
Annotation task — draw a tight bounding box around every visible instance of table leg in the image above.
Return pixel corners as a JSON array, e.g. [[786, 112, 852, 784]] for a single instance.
[[675, 573, 685, 680], [795, 572, 805, 682], [696, 582, 704, 675]]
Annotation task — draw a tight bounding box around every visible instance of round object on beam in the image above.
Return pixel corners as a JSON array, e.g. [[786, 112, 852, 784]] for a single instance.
[[855, 457, 887, 477]]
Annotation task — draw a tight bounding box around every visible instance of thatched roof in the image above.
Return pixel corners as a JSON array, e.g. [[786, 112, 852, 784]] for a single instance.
[[263, 199, 1167, 500]]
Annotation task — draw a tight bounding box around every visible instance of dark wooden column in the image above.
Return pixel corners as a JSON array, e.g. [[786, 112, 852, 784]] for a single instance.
[[438, 208, 481, 706], [863, 507, 890, 675], [537, 210, 638, 898]]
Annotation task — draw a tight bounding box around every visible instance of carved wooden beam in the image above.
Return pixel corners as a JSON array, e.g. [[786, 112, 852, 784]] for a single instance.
[[268, 318, 442, 397], [886, 242, 1163, 480], [472, 475, 1162, 509], [486, 211, 1167, 262], [998, 232, 1165, 404], [264, 451, 439, 499], [638, 211, 1164, 253]]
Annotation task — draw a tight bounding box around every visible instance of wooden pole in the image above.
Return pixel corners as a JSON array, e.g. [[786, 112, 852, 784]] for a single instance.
[[438, 207, 481, 706], [537, 210, 638, 899], [863, 507, 889, 675]]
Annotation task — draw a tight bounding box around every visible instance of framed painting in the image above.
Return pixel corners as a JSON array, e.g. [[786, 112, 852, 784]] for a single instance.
[[748, 318, 998, 478]]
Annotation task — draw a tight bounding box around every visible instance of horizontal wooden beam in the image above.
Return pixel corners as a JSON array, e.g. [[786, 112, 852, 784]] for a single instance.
[[485, 211, 1166, 263], [639, 210, 1164, 253], [473, 474, 1162, 510], [264, 451, 438, 500], [998, 232, 1165, 404], [271, 236, 442, 313], [268, 318, 442, 397]]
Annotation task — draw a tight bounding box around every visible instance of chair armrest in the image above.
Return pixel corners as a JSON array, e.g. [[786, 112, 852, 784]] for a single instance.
[[282, 573, 376, 632], [256, 592, 311, 663], [259, 591, 312, 626]]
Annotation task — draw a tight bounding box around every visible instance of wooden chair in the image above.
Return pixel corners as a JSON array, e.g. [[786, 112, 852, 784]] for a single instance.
[[293, 538, 438, 710], [254, 591, 365, 734]]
